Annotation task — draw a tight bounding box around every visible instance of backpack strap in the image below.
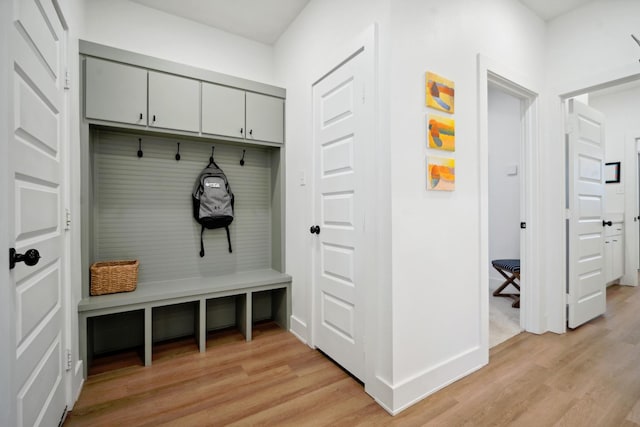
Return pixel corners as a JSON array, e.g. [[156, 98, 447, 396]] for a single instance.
[[200, 225, 206, 257], [225, 226, 232, 253]]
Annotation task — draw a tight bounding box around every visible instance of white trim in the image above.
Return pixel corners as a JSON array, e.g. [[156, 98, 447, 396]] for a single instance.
[[0, 0, 15, 424], [384, 346, 484, 415], [623, 132, 640, 286], [288, 315, 309, 345], [478, 54, 544, 355]]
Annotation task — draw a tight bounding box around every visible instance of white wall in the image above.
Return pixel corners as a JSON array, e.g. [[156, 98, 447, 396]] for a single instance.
[[590, 84, 640, 215], [276, 0, 545, 413], [488, 86, 521, 289], [387, 0, 544, 408], [83, 0, 275, 84], [543, 0, 640, 332]]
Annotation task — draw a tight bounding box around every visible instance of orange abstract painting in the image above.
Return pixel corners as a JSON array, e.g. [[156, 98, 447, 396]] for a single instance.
[[427, 157, 455, 191], [426, 72, 455, 114], [428, 115, 455, 151]]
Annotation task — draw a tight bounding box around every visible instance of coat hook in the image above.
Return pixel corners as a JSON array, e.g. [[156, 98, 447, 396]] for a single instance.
[[209, 146, 215, 165], [175, 142, 181, 161], [240, 149, 246, 166], [137, 138, 143, 158]]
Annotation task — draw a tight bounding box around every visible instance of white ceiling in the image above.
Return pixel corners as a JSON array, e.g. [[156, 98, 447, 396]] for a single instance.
[[519, 0, 596, 21], [131, 0, 311, 45], [131, 0, 596, 46]]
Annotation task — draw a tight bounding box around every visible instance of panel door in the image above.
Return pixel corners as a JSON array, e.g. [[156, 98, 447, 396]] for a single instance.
[[85, 57, 147, 126], [202, 83, 245, 139], [567, 99, 606, 328], [246, 92, 284, 144], [148, 71, 200, 133], [312, 51, 368, 381], [5, 0, 68, 425]]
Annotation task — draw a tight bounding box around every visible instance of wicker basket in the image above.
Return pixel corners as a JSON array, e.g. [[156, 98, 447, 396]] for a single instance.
[[90, 260, 139, 296]]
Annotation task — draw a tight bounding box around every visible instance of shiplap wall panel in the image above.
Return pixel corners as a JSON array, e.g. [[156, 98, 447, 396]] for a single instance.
[[93, 129, 273, 283]]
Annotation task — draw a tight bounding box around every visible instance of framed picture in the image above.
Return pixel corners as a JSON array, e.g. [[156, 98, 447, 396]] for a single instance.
[[426, 72, 455, 114], [428, 115, 455, 151], [427, 156, 455, 191], [605, 162, 621, 183]]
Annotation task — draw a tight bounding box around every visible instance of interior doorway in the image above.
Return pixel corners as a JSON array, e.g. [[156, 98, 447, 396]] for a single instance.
[[478, 54, 542, 354], [487, 84, 524, 347]]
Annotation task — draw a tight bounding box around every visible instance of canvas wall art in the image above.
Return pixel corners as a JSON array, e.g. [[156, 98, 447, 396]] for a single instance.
[[428, 115, 455, 151], [427, 156, 455, 191], [426, 72, 455, 114]]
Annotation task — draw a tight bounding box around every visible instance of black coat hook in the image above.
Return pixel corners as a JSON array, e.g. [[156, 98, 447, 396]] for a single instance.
[[137, 138, 143, 158], [240, 149, 246, 166], [175, 142, 181, 161], [209, 146, 215, 166]]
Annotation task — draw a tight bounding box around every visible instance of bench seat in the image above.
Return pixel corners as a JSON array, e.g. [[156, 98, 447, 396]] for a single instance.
[[79, 269, 292, 377]]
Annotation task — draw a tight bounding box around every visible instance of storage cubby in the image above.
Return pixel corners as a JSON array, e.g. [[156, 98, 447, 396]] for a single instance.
[[87, 310, 144, 372]]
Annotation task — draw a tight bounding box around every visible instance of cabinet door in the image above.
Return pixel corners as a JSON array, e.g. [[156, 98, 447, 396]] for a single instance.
[[85, 57, 147, 125], [148, 71, 200, 133], [612, 237, 624, 279], [246, 92, 284, 144], [604, 240, 613, 282], [202, 83, 245, 139]]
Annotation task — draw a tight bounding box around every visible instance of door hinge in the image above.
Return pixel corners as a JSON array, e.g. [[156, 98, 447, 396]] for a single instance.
[[64, 209, 71, 230], [64, 69, 71, 90], [520, 222, 527, 229], [65, 349, 72, 371]]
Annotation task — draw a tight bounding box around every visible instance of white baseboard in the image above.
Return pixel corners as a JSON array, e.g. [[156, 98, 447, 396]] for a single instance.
[[387, 345, 486, 415], [289, 315, 308, 345]]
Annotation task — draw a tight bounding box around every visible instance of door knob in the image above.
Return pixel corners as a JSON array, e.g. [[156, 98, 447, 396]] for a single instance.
[[9, 248, 40, 270], [309, 225, 320, 235], [602, 220, 613, 227]]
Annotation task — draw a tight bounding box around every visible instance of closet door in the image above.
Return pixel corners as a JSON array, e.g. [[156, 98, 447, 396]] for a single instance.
[[202, 83, 245, 139], [148, 71, 200, 133], [246, 92, 284, 144], [85, 57, 147, 126]]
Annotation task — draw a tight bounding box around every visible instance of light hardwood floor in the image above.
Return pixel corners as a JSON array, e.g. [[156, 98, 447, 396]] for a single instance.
[[66, 284, 640, 426]]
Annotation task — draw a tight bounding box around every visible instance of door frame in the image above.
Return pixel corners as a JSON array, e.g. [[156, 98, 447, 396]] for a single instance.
[[1, 0, 15, 424], [553, 72, 640, 331], [308, 24, 379, 389], [478, 54, 543, 356], [622, 132, 640, 286]]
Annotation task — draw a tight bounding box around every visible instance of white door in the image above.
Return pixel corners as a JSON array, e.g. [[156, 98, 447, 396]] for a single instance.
[[567, 99, 606, 328], [3, 0, 68, 425], [312, 50, 371, 381]]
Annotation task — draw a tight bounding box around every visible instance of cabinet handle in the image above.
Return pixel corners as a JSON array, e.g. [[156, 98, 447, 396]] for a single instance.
[[139, 113, 143, 120], [240, 128, 243, 135], [153, 115, 156, 122], [249, 129, 253, 136]]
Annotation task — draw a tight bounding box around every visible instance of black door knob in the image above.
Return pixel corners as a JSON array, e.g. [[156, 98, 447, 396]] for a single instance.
[[9, 248, 41, 270], [602, 220, 613, 227], [309, 225, 320, 234]]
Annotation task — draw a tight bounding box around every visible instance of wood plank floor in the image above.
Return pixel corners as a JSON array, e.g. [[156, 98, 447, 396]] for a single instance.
[[65, 284, 640, 426]]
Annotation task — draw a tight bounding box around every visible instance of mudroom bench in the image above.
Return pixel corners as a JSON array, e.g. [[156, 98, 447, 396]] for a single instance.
[[78, 269, 291, 377]]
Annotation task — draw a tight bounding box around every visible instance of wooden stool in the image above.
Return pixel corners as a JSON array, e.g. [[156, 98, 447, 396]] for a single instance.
[[491, 259, 520, 308]]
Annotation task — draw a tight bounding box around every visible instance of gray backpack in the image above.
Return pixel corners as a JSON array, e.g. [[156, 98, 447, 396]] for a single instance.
[[192, 160, 234, 257]]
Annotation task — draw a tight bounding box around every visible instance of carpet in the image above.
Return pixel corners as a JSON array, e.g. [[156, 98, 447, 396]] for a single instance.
[[489, 293, 521, 348]]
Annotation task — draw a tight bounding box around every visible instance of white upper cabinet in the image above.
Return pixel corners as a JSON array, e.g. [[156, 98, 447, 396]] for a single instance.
[[148, 71, 200, 133], [82, 44, 285, 145], [246, 92, 284, 144], [85, 57, 147, 126], [202, 83, 245, 139]]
